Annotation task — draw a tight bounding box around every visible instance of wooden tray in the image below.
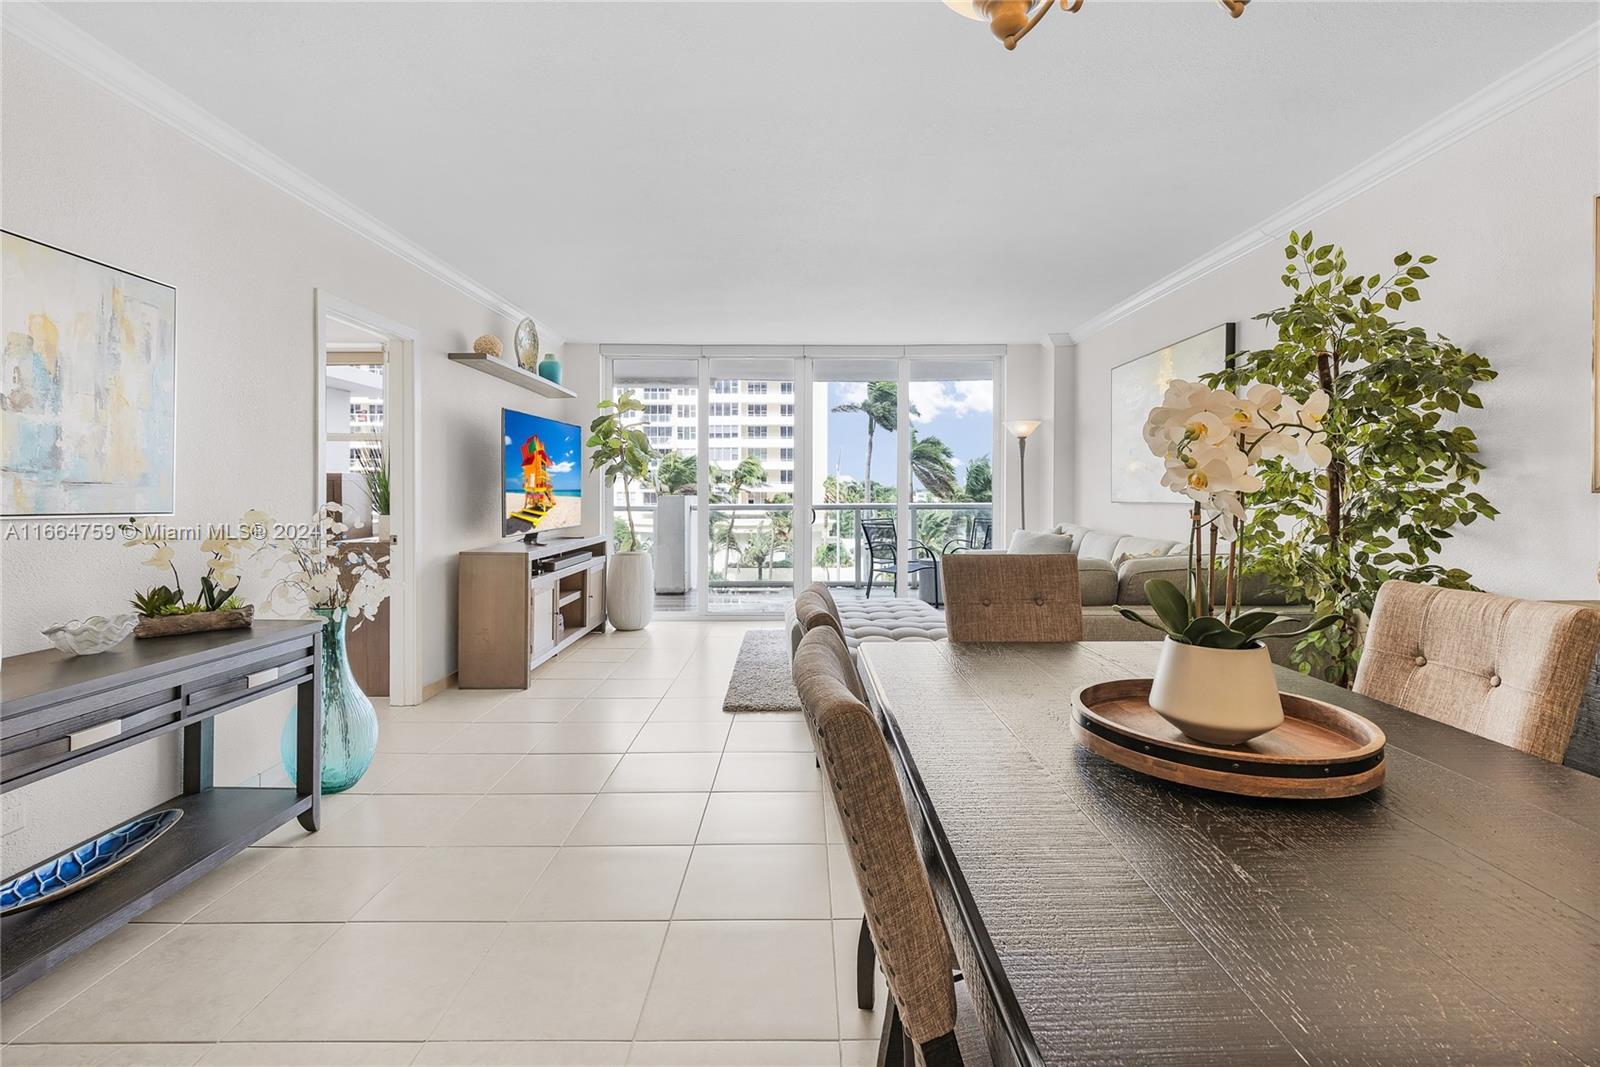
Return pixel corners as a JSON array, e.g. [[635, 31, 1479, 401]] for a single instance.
[[1072, 678, 1386, 799]]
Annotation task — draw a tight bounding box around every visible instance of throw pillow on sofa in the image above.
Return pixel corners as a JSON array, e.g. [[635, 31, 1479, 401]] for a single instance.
[[1008, 530, 1075, 554]]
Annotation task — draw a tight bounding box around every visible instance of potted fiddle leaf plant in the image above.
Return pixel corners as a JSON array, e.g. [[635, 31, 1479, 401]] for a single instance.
[[1118, 380, 1339, 745], [589, 390, 657, 630]]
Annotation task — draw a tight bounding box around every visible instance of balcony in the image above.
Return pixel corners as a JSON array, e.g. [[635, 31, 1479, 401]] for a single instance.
[[624, 499, 993, 614]]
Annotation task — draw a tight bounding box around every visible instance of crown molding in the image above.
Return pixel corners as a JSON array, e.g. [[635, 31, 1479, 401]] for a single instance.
[[1069, 20, 1599, 342], [2, 1, 546, 335]]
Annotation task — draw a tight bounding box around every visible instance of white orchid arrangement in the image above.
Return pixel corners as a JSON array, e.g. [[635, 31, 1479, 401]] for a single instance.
[[256, 503, 391, 626], [123, 515, 262, 617], [122, 504, 390, 627], [1143, 380, 1331, 540], [1122, 379, 1340, 648]]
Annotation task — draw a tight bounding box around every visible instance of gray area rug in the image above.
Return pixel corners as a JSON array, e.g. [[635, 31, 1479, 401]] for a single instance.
[[723, 629, 802, 714]]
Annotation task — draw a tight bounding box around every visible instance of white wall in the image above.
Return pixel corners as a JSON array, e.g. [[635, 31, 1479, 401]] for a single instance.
[[1002, 343, 1053, 538], [1065, 72, 1599, 599], [0, 38, 563, 867]]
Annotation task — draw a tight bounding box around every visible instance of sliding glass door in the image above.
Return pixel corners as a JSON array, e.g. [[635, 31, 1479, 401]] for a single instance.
[[611, 357, 699, 616], [808, 357, 902, 600], [909, 357, 997, 577], [704, 357, 797, 615], [604, 348, 1000, 617]]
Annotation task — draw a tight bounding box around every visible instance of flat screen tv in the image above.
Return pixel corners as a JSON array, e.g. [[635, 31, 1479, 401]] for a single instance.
[[502, 408, 582, 542]]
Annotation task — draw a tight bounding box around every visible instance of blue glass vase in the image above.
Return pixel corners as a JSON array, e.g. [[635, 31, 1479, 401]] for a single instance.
[[281, 607, 379, 794], [537, 355, 562, 384]]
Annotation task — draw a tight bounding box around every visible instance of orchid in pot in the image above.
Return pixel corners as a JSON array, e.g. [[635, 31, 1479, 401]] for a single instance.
[[1123, 380, 1340, 745], [258, 503, 391, 793]]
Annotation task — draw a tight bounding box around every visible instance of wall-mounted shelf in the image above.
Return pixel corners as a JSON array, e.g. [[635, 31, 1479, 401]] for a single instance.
[[447, 352, 576, 400]]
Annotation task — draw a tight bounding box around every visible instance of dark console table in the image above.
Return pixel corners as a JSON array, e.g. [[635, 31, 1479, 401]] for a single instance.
[[0, 620, 324, 997]]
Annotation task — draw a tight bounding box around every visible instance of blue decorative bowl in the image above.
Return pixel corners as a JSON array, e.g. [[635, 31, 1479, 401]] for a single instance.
[[0, 808, 183, 915]]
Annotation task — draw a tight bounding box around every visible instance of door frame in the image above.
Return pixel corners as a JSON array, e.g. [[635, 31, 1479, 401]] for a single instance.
[[312, 290, 423, 706]]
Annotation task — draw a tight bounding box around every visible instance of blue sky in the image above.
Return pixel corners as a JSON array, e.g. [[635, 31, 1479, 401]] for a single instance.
[[820, 381, 993, 492], [503, 409, 582, 495]]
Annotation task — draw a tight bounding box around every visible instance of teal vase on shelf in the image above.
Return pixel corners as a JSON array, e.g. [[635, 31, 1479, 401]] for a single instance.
[[281, 606, 378, 794], [537, 353, 562, 385]]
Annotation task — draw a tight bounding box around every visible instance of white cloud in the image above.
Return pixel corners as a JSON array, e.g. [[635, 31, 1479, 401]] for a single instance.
[[828, 380, 993, 425], [832, 382, 868, 406], [503, 435, 512, 447], [909, 380, 993, 425], [547, 461, 575, 473]]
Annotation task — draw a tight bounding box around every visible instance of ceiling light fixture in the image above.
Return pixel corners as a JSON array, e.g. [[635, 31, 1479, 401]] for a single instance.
[[946, 0, 1248, 51]]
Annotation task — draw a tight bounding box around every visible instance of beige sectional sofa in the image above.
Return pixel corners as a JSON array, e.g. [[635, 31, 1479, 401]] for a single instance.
[[1051, 523, 1312, 666]]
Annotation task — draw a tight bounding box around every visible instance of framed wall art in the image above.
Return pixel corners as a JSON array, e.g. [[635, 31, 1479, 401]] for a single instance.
[[2, 231, 176, 516], [1110, 322, 1235, 503]]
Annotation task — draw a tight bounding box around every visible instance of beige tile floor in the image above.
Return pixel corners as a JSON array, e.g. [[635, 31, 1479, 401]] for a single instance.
[[3, 622, 887, 1067]]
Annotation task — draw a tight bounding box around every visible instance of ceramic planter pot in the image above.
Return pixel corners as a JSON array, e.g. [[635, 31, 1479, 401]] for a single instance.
[[1148, 637, 1283, 745], [608, 550, 654, 631]]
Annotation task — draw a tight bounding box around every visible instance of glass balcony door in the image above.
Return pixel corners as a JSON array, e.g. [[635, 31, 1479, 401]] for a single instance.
[[604, 348, 1001, 617], [611, 357, 700, 616], [808, 357, 905, 601], [907, 356, 998, 591], [704, 357, 798, 615]]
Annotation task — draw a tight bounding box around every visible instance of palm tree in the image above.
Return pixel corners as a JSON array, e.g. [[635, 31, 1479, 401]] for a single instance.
[[910, 430, 960, 501], [711, 517, 741, 577], [964, 454, 993, 502], [654, 452, 696, 495], [712, 456, 767, 585], [832, 382, 918, 503], [727, 456, 767, 503], [742, 524, 776, 580]]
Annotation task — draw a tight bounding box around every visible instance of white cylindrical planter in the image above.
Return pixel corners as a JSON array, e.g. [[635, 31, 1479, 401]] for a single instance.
[[374, 513, 391, 541], [608, 550, 655, 631], [1148, 637, 1283, 745]]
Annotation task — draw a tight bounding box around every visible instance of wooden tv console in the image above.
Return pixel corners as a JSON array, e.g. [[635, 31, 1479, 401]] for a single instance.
[[457, 536, 609, 688]]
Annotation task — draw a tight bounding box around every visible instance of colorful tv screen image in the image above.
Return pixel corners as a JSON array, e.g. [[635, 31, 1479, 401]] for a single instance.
[[502, 409, 582, 536]]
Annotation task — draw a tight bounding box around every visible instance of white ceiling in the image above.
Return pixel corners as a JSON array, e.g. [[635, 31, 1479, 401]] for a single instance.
[[47, 1, 1596, 344]]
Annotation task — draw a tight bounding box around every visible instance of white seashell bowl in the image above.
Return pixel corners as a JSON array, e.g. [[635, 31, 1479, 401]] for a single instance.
[[41, 614, 140, 656]]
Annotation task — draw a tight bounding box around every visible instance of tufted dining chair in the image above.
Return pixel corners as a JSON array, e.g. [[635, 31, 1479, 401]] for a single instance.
[[793, 624, 968, 1066], [1354, 581, 1600, 763], [794, 582, 848, 647], [940, 553, 1084, 643]]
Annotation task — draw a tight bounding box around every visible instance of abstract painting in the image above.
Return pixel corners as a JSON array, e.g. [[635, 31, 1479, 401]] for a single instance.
[[2, 232, 176, 516], [1110, 323, 1234, 503]]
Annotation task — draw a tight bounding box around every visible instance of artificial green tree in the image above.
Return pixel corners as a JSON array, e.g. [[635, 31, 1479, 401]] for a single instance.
[[1205, 233, 1497, 685]]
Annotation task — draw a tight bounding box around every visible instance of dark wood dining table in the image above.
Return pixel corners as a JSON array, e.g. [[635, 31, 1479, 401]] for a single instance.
[[855, 639, 1600, 1067]]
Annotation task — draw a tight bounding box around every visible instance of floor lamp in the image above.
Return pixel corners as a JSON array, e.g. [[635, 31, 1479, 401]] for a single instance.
[[1004, 419, 1043, 531]]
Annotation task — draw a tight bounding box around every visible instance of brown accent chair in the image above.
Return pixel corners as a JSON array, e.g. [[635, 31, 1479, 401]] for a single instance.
[[1354, 581, 1600, 763], [940, 553, 1084, 643], [793, 625, 966, 1067]]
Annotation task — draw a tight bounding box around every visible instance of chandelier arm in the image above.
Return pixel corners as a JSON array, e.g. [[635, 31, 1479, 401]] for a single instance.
[[1004, 0, 1084, 50], [1003, 0, 1055, 49]]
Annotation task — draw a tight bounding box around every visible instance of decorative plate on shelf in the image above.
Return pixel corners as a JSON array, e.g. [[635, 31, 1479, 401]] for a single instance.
[[514, 317, 540, 371], [0, 808, 183, 915]]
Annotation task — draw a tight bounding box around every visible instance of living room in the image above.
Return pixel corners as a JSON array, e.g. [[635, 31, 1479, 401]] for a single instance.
[[2, 2, 1597, 1066]]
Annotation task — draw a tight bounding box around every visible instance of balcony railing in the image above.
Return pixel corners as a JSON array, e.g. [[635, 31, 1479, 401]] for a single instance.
[[810, 502, 994, 592], [622, 499, 993, 591]]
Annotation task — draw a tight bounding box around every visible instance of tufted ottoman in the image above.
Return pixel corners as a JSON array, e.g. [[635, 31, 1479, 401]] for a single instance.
[[836, 597, 948, 649], [786, 595, 947, 659]]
